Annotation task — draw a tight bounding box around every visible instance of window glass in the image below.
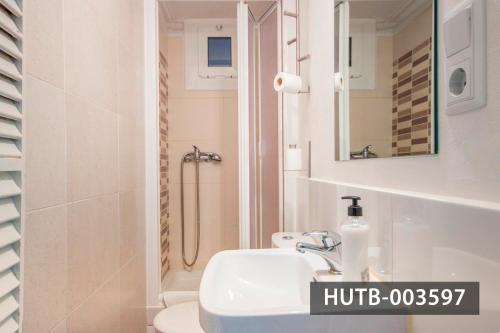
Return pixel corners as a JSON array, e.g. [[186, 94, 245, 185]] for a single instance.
[[208, 37, 232, 67]]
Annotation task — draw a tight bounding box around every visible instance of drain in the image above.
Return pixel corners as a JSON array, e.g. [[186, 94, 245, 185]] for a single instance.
[[282, 236, 294, 240]]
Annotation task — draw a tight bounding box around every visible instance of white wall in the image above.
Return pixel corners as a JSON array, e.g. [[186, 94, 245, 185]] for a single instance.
[[302, 178, 500, 332], [282, 0, 310, 230], [288, 2, 500, 331], [300, 0, 500, 204]]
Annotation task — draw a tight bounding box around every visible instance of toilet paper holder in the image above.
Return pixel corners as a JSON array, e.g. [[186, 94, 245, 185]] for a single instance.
[[298, 85, 311, 94]]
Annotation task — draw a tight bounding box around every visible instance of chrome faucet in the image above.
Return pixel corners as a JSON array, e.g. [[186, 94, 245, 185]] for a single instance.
[[296, 231, 342, 275], [350, 145, 378, 159], [183, 146, 222, 163], [194, 145, 201, 160]]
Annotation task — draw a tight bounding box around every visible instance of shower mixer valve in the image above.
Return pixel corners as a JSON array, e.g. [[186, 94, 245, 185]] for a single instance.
[[183, 145, 222, 163]]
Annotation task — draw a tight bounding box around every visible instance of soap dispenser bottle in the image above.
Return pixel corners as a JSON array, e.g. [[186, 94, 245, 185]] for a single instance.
[[341, 196, 369, 282]]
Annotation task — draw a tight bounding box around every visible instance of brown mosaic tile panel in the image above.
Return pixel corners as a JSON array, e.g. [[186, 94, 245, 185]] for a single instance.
[[159, 51, 170, 279], [413, 128, 429, 138], [392, 37, 433, 157]]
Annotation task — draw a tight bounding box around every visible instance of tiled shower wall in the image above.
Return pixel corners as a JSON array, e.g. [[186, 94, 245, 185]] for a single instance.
[[392, 37, 433, 156], [159, 51, 171, 279], [164, 35, 239, 274], [23, 0, 146, 332]]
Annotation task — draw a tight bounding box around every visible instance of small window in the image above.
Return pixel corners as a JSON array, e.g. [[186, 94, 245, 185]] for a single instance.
[[208, 37, 232, 67]]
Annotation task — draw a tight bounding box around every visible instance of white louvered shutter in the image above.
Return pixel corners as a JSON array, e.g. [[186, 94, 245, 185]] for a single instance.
[[0, 0, 22, 332]]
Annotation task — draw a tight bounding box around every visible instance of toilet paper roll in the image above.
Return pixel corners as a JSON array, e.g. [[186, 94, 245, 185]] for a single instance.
[[286, 147, 303, 171], [274, 72, 303, 94]]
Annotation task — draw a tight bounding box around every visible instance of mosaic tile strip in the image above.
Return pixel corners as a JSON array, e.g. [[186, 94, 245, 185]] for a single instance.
[[392, 37, 433, 156], [159, 51, 170, 279]]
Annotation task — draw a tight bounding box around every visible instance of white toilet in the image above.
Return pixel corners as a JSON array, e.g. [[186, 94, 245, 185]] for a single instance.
[[153, 232, 311, 332], [153, 301, 204, 333]]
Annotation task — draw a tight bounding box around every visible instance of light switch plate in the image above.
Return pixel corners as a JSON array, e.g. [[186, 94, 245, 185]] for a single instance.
[[445, 0, 486, 115], [444, 7, 471, 57]]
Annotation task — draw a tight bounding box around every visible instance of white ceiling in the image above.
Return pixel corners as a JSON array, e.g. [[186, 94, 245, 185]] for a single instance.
[[350, 0, 431, 20], [350, 0, 408, 20], [249, 1, 276, 19], [159, 1, 275, 21]]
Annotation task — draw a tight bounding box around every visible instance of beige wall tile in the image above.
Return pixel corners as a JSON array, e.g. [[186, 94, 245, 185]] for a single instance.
[[120, 256, 147, 333], [350, 97, 393, 156], [221, 97, 240, 188], [24, 206, 68, 333], [134, 188, 147, 259], [168, 98, 224, 141], [222, 97, 239, 141], [24, 0, 146, 331], [119, 190, 144, 265], [222, 180, 239, 229], [117, 1, 144, 120], [75, 0, 119, 37], [49, 320, 68, 333], [221, 130, 239, 185], [66, 95, 119, 201], [222, 225, 240, 250], [168, 182, 195, 270], [118, 115, 142, 191], [64, 0, 118, 113], [117, 0, 140, 49], [67, 271, 121, 333], [25, 76, 67, 211], [169, 183, 225, 271], [117, 5, 144, 121], [117, 43, 144, 120], [67, 195, 120, 312], [24, 0, 64, 88]]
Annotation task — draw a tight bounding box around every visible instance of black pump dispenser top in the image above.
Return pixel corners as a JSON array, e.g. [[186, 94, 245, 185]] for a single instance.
[[342, 196, 363, 217]]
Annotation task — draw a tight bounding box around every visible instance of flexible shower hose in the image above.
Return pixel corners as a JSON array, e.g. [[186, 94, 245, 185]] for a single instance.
[[180, 157, 201, 269]]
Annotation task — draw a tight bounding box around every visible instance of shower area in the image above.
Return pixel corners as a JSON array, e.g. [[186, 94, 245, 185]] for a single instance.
[[158, 0, 241, 303], [157, 0, 281, 305]]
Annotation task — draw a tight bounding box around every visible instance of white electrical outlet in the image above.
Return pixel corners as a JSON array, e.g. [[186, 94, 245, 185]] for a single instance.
[[444, 0, 486, 114]]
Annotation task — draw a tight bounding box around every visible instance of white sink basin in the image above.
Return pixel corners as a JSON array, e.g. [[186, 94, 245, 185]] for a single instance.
[[199, 249, 405, 333]]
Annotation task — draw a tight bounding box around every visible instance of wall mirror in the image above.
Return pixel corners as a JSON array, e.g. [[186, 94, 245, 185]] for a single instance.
[[335, 0, 438, 160]]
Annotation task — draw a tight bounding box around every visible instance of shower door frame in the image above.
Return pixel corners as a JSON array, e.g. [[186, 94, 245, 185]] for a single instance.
[[237, 2, 251, 249], [254, 3, 284, 248], [144, 0, 162, 312], [239, 1, 284, 250]]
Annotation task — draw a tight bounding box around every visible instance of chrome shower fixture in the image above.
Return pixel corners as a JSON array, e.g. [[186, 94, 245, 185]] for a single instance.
[[183, 145, 223, 163], [180, 146, 222, 270]]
